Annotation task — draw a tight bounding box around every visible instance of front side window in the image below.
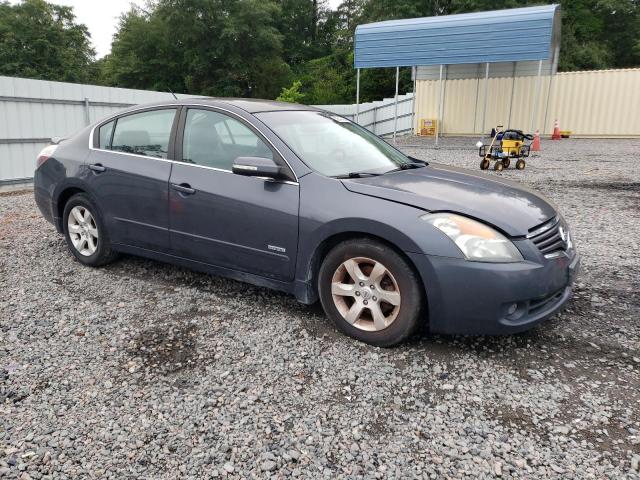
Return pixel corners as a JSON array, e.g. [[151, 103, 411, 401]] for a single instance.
[[110, 109, 176, 158], [182, 109, 273, 170], [256, 111, 411, 177]]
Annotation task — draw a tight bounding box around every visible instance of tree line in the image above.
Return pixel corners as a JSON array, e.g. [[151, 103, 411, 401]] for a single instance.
[[1, 0, 638, 104]]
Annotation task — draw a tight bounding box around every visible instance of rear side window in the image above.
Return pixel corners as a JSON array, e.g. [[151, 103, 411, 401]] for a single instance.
[[182, 109, 273, 170], [110, 109, 176, 158], [98, 120, 114, 149]]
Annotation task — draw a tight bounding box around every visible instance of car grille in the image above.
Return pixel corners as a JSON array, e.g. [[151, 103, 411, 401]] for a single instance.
[[527, 217, 568, 257]]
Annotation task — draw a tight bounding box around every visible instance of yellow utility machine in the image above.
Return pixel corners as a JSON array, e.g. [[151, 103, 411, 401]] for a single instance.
[[477, 126, 534, 171]]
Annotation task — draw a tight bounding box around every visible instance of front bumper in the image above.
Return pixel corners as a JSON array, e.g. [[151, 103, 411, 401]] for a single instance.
[[408, 250, 580, 335]]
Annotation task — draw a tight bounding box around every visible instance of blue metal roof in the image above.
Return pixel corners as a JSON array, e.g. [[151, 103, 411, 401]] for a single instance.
[[354, 5, 561, 68]]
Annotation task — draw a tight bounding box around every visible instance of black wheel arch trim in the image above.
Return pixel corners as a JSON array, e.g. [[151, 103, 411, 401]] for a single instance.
[[53, 179, 101, 233]]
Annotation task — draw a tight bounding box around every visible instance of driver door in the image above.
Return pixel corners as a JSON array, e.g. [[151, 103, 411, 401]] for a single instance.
[[168, 108, 299, 282]]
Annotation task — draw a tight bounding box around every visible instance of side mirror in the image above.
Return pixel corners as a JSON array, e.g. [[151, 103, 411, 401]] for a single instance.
[[232, 156, 282, 179]]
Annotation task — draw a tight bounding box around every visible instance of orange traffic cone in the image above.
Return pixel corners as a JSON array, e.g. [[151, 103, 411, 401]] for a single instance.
[[552, 119, 561, 140], [531, 129, 541, 151]]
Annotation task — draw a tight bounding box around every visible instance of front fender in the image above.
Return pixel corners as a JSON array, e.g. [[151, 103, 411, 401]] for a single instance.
[[293, 173, 464, 303]]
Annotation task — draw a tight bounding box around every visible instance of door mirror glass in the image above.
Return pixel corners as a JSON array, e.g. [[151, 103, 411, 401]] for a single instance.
[[232, 156, 282, 179]]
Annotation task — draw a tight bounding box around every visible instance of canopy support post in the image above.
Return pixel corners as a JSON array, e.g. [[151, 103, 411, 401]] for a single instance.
[[412, 66, 417, 135], [481, 62, 489, 137], [440, 65, 448, 138], [543, 72, 555, 135], [473, 64, 481, 134], [530, 60, 543, 133], [507, 61, 517, 128], [393, 66, 399, 142], [543, 45, 560, 135], [355, 68, 360, 124], [436, 64, 443, 146]]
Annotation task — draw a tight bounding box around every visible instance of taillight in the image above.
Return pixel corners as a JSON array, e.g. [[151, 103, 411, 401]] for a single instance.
[[36, 144, 58, 168]]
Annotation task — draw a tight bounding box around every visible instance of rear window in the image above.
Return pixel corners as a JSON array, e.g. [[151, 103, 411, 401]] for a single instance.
[[110, 109, 176, 158]]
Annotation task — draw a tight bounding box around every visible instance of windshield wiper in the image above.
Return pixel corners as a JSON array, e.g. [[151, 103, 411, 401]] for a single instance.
[[384, 161, 427, 174], [408, 156, 429, 165], [333, 171, 383, 179]]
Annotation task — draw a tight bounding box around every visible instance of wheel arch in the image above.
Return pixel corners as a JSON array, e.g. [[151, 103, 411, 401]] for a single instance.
[[53, 180, 94, 232], [299, 229, 427, 307]]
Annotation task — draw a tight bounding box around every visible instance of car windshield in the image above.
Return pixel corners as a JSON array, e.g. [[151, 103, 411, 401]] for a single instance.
[[256, 110, 415, 177]]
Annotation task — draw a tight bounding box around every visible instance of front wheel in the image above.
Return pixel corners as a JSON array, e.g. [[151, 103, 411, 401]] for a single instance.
[[63, 193, 118, 267], [318, 238, 425, 347]]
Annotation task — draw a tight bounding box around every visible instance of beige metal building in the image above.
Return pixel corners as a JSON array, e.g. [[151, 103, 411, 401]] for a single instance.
[[414, 67, 640, 137]]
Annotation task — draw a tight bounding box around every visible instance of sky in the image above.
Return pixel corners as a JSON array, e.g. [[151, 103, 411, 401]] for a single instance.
[[9, 0, 343, 59]]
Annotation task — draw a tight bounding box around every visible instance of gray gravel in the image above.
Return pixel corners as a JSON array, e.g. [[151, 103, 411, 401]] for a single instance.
[[1, 137, 639, 479]]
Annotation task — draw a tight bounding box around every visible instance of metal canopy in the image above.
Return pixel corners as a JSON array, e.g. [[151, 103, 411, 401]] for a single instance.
[[353, 5, 561, 144], [354, 5, 561, 69]]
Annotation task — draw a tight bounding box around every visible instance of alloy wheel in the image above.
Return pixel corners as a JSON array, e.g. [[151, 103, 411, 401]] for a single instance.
[[330, 256, 401, 331], [67, 206, 99, 256]]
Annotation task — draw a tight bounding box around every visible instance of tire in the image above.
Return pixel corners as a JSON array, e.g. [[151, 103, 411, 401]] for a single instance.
[[480, 158, 490, 170], [62, 193, 118, 267], [494, 161, 504, 171], [502, 157, 511, 168], [318, 238, 425, 347], [516, 159, 526, 170]]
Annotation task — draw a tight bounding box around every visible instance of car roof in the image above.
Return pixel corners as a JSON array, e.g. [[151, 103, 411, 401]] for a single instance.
[[131, 97, 320, 114], [210, 98, 319, 113]]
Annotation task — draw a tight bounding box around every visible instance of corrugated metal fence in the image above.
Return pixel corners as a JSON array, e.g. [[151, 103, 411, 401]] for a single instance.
[[2, 68, 638, 183], [0, 75, 413, 184], [0, 76, 195, 183], [414, 68, 640, 137], [315, 92, 414, 137]]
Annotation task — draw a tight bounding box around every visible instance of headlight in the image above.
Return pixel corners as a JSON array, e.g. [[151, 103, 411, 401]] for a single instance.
[[421, 213, 523, 263]]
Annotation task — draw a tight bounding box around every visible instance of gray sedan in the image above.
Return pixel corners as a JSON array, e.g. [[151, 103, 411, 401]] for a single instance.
[[34, 98, 579, 346]]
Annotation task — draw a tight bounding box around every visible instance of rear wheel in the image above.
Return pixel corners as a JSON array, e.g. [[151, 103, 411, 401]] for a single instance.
[[502, 158, 511, 168], [494, 161, 504, 171], [318, 238, 424, 347], [516, 159, 526, 170], [63, 193, 118, 267]]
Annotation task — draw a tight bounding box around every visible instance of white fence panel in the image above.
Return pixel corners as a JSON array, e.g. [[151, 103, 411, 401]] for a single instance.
[[0, 75, 415, 183], [0, 76, 194, 183], [314, 92, 414, 136]]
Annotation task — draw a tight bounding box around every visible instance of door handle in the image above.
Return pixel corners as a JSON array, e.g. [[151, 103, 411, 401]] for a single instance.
[[88, 163, 106, 173], [171, 183, 196, 195]]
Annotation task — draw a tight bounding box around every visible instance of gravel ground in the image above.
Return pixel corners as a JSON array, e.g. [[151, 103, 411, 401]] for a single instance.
[[1, 137, 639, 479]]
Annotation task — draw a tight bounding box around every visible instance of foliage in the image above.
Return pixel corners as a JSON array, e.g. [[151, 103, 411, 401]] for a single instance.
[[101, 0, 292, 98], [276, 80, 306, 103], [0, 0, 96, 82], [3, 0, 639, 104]]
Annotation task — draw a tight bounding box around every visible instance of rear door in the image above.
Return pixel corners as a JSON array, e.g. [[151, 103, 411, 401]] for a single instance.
[[168, 107, 299, 281], [86, 107, 178, 252]]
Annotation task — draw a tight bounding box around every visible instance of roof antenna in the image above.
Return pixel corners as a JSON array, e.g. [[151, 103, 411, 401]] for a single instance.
[[168, 88, 178, 100]]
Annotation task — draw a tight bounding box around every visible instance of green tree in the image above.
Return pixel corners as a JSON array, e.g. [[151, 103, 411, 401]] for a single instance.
[[295, 50, 354, 104], [275, 0, 333, 65], [276, 80, 306, 102], [102, 0, 292, 98], [559, 0, 640, 70], [0, 0, 96, 82]]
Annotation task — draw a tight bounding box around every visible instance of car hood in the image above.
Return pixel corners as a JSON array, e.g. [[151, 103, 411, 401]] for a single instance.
[[341, 163, 557, 237]]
